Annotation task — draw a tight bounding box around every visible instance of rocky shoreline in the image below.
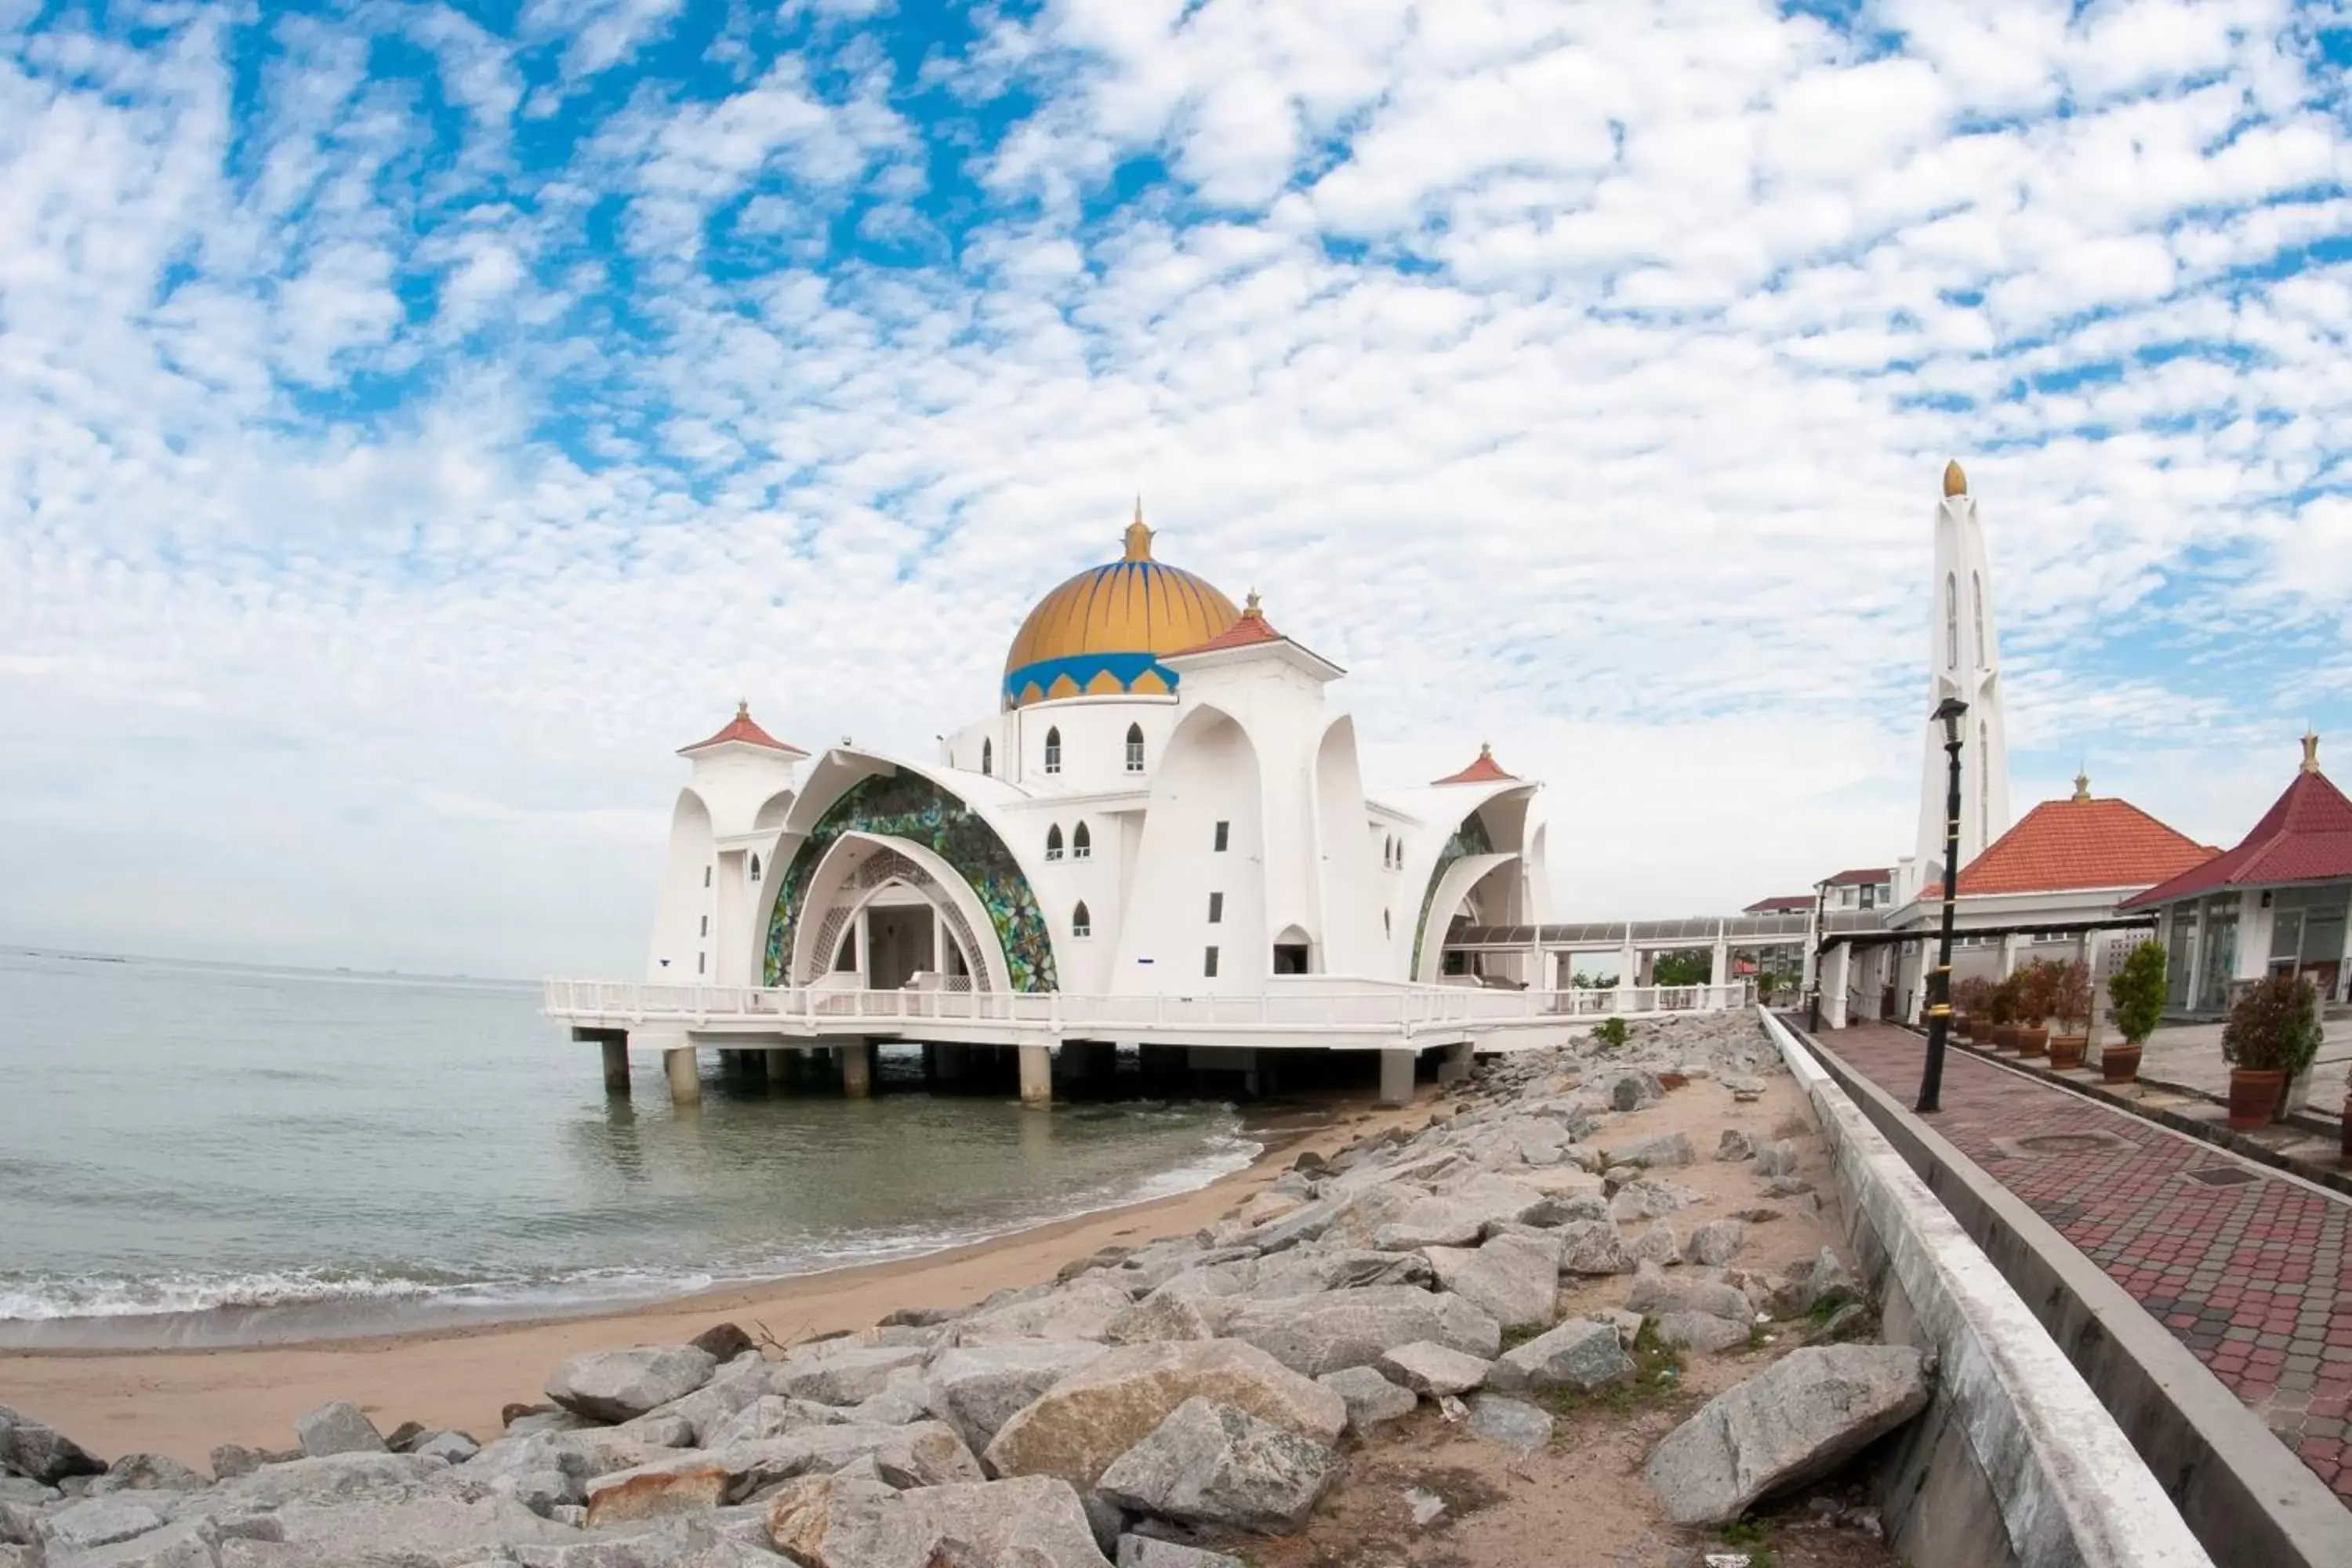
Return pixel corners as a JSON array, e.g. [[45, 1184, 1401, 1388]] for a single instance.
[[2, 1014, 1929, 1568]]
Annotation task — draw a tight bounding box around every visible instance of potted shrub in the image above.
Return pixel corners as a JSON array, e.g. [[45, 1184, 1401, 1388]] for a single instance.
[[2014, 960, 2053, 1059], [1953, 975, 1988, 1041], [1988, 974, 2020, 1051], [2103, 939, 2166, 1083], [2220, 973, 2322, 1131], [2045, 959, 2092, 1070]]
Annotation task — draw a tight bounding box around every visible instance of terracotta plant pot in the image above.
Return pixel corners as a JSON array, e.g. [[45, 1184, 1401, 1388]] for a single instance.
[[1992, 1023, 2019, 1051], [2227, 1069, 2287, 1131], [2101, 1043, 2142, 1083], [2017, 1025, 2049, 1058], [1956, 1014, 1975, 1041], [2048, 1033, 2088, 1070]]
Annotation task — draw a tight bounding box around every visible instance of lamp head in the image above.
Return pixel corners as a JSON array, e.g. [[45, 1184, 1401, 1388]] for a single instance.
[[1932, 695, 1969, 743]]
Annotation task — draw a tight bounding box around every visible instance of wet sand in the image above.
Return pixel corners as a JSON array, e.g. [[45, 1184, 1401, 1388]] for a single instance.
[[0, 1097, 1428, 1469]]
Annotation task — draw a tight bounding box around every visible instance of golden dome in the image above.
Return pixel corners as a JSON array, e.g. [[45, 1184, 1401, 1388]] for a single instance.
[[1943, 459, 1968, 497], [1002, 503, 1240, 709]]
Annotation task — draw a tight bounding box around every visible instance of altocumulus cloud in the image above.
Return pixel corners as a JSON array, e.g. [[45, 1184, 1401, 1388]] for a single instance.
[[2, 0, 2349, 975]]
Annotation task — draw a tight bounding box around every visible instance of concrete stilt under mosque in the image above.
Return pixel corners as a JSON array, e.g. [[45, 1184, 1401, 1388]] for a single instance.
[[840, 1040, 876, 1099], [1018, 1044, 1052, 1108], [764, 1047, 790, 1083], [1377, 1047, 1416, 1108], [602, 1037, 630, 1095], [664, 1045, 701, 1107], [1439, 1040, 1473, 1085]]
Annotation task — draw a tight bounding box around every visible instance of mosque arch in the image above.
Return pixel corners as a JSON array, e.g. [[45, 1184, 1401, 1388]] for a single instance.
[[1415, 851, 1522, 984], [1046, 823, 1065, 861], [763, 768, 1058, 991], [1115, 702, 1264, 985], [784, 830, 1008, 994]]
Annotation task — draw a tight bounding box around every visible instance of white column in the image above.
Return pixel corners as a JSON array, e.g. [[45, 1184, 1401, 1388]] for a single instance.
[[840, 1040, 874, 1099], [1378, 1047, 1417, 1108], [856, 906, 873, 988], [664, 1045, 701, 1107], [1998, 932, 2024, 979], [1824, 946, 1853, 1029], [1018, 1044, 1053, 1109]]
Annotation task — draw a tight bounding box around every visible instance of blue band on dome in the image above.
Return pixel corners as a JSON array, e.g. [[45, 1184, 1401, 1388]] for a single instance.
[[1004, 652, 1181, 703]]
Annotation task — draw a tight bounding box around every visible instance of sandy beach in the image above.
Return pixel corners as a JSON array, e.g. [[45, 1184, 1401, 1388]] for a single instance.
[[0, 1098, 1425, 1471]]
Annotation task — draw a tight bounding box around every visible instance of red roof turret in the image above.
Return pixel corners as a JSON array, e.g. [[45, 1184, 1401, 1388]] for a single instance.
[[1433, 743, 1517, 786], [680, 702, 804, 757]]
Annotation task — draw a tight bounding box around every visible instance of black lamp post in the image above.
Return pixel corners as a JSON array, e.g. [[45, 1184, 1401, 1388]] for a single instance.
[[1917, 696, 1969, 1114]]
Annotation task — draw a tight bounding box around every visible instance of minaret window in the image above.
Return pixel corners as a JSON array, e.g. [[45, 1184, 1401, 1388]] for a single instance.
[[1972, 573, 1987, 669], [1044, 727, 1062, 774], [1203, 946, 1219, 978], [1045, 824, 1064, 862], [1213, 820, 1229, 852], [1072, 901, 1091, 938], [1072, 822, 1091, 860], [1944, 574, 1959, 670], [1124, 723, 1145, 772], [704, 866, 712, 888], [981, 739, 993, 776], [1979, 722, 1991, 844], [1207, 891, 1224, 924], [750, 854, 761, 881]]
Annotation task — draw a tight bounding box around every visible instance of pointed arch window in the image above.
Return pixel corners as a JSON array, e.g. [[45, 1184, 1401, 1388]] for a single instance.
[[1383, 909, 1392, 937], [1944, 574, 1959, 670], [749, 853, 761, 881], [1045, 823, 1065, 862], [981, 739, 993, 777], [1072, 900, 1091, 938], [1971, 573, 1987, 670], [1978, 722, 1991, 844], [1044, 726, 1062, 775], [1124, 723, 1145, 772], [1072, 821, 1091, 860]]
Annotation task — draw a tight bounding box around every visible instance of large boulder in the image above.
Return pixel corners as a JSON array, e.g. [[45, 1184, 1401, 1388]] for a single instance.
[[1658, 1312, 1751, 1353], [88, 1454, 207, 1495], [770, 1343, 929, 1407], [1682, 1219, 1749, 1268], [1314, 1367, 1417, 1436], [703, 1396, 847, 1450], [1118, 1537, 1247, 1568], [583, 1462, 732, 1527], [1486, 1319, 1635, 1394], [1627, 1265, 1750, 1325], [0, 1406, 105, 1485], [546, 1345, 718, 1423], [36, 1498, 166, 1554], [1644, 1345, 1930, 1525], [241, 1494, 576, 1563], [597, 1420, 983, 1507], [645, 1353, 777, 1445], [1094, 1399, 1342, 1534], [1555, 1221, 1634, 1276], [216, 1452, 449, 1510], [1420, 1232, 1562, 1332], [1619, 1132, 1695, 1167], [292, 1400, 388, 1458], [1245, 1250, 1432, 1298], [1375, 1342, 1490, 1397], [1467, 1394, 1553, 1454], [1219, 1289, 1501, 1378], [982, 1339, 1343, 1490], [924, 1341, 1110, 1455], [951, 1280, 1135, 1346], [764, 1472, 1112, 1568]]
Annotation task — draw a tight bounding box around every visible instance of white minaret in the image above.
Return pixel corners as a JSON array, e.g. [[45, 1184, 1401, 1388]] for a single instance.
[[1912, 459, 2011, 890]]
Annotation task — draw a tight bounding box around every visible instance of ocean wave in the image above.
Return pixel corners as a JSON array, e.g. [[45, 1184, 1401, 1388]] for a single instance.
[[0, 1123, 1262, 1335]]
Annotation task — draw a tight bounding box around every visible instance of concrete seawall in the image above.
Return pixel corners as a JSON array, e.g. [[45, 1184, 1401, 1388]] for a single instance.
[[1756, 1007, 2213, 1568]]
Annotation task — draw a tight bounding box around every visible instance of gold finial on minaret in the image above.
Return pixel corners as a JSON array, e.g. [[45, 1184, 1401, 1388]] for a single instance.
[[1122, 496, 1154, 561], [2303, 729, 2322, 775], [2072, 769, 2091, 803], [1943, 459, 1968, 498]]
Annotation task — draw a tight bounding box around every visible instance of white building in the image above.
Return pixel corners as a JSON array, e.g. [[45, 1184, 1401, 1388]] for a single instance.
[[548, 509, 1694, 1107]]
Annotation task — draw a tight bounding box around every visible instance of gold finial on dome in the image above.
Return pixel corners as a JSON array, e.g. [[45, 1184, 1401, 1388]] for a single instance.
[[1122, 495, 1154, 561], [2304, 729, 2322, 775], [1943, 459, 1968, 498]]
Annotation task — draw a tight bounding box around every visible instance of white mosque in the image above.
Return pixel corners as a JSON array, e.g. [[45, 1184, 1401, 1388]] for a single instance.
[[545, 506, 1699, 1108]]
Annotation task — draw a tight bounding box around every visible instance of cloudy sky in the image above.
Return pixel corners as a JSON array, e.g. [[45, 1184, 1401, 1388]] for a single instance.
[[4, 0, 2349, 978]]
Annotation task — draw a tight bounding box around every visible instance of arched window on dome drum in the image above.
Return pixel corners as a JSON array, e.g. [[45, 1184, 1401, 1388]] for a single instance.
[[1045, 823, 1064, 862], [1972, 573, 1987, 669], [1044, 727, 1062, 775], [1072, 822, 1091, 860], [1945, 574, 1959, 670], [1072, 900, 1091, 938], [981, 739, 993, 777], [750, 853, 761, 882], [1124, 723, 1145, 772]]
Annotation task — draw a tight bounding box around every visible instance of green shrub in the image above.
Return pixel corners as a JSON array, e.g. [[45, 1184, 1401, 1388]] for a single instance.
[[2107, 940, 2167, 1046], [1595, 1016, 1630, 1049], [1987, 974, 2019, 1026], [2045, 959, 2091, 1031], [2221, 973, 2322, 1077]]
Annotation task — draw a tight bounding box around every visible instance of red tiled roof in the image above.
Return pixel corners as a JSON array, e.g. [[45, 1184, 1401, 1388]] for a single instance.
[[1925, 796, 2216, 898], [1433, 743, 1517, 786], [680, 702, 800, 754], [1170, 596, 1284, 656], [1819, 867, 1891, 887], [2124, 764, 2352, 908], [1744, 895, 1815, 914]]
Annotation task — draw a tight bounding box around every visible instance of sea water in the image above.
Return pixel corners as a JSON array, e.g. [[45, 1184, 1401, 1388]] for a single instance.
[[0, 948, 1254, 1348]]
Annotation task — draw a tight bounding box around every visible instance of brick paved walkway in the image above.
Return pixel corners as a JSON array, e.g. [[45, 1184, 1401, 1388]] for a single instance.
[[1819, 1022, 2352, 1505]]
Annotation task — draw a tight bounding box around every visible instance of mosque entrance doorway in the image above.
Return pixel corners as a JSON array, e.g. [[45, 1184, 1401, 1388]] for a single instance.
[[865, 898, 938, 992]]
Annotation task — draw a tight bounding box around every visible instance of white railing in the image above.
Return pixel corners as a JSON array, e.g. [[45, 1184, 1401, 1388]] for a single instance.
[[544, 979, 1753, 1036]]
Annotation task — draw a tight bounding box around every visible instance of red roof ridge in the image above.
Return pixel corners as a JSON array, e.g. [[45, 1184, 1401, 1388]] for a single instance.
[[2125, 753, 2352, 906], [681, 701, 803, 756], [1433, 743, 1517, 786]]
